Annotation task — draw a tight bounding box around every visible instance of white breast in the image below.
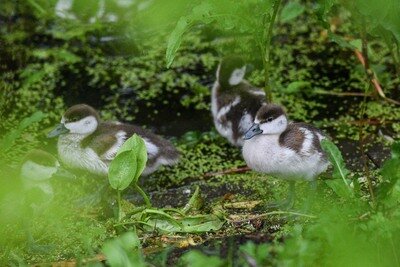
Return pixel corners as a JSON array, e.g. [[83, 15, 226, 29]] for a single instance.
[[242, 135, 328, 181], [58, 134, 108, 176]]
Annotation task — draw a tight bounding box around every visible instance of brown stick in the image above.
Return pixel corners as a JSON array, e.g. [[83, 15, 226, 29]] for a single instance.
[[354, 49, 400, 105], [313, 89, 371, 97]]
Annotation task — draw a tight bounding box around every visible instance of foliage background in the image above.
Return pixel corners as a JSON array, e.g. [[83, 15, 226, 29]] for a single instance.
[[1, 0, 400, 265]]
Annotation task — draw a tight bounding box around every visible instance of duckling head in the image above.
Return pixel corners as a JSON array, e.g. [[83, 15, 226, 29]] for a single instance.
[[244, 104, 288, 140], [48, 104, 100, 137], [217, 56, 247, 87], [20, 150, 60, 181]]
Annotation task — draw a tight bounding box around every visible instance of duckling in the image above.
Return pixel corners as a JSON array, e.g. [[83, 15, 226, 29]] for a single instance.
[[20, 150, 61, 211], [0, 150, 72, 252], [212, 55, 267, 147], [242, 104, 330, 207], [48, 104, 179, 176]]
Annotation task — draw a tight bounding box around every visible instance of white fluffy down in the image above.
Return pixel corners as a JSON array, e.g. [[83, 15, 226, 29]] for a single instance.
[[63, 116, 98, 135], [242, 134, 328, 181], [257, 115, 288, 135], [229, 67, 246, 86]]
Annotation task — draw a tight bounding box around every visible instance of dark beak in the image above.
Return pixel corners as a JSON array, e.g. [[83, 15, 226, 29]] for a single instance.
[[53, 167, 76, 181], [244, 123, 263, 140], [47, 123, 69, 138]]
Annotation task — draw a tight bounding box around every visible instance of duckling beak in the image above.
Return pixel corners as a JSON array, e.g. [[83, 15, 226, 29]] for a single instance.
[[47, 123, 69, 138], [244, 123, 263, 140]]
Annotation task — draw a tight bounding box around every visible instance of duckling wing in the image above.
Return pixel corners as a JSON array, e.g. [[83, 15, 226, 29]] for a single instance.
[[279, 124, 306, 154], [284, 123, 328, 157], [116, 124, 180, 163], [82, 133, 121, 162]]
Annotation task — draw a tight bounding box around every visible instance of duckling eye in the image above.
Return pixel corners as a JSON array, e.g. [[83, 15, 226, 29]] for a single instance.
[[266, 117, 274, 122], [66, 117, 79, 123]]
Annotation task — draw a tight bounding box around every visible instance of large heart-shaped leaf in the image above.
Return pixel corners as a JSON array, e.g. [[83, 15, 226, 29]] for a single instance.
[[115, 134, 148, 183], [108, 151, 137, 191]]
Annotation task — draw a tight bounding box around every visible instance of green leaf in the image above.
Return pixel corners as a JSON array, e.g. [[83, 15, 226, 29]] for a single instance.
[[391, 142, 400, 159], [328, 32, 357, 50], [376, 142, 400, 201], [166, 2, 215, 68], [26, 0, 46, 15], [316, 0, 335, 23], [166, 17, 190, 68], [102, 232, 145, 267], [181, 251, 225, 267], [325, 179, 353, 199], [109, 151, 137, 191], [284, 81, 311, 94], [145, 214, 224, 233], [240, 242, 270, 267], [115, 134, 148, 182], [190, 2, 214, 23], [280, 2, 305, 23], [0, 111, 46, 154], [321, 139, 352, 195]]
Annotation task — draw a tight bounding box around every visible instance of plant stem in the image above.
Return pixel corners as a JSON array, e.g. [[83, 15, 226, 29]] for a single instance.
[[134, 183, 151, 208], [262, 0, 282, 102], [182, 185, 200, 214], [395, 38, 400, 77], [117, 190, 122, 222], [359, 19, 376, 208]]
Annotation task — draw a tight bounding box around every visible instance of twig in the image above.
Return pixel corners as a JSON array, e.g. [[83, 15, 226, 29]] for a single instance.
[[346, 119, 399, 125], [313, 89, 371, 97], [354, 49, 400, 105]]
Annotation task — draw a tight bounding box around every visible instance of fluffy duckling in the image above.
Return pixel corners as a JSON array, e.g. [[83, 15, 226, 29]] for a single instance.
[[212, 56, 267, 147], [242, 104, 330, 206], [20, 150, 61, 211], [48, 104, 179, 176], [1, 150, 62, 217], [0, 150, 72, 251]]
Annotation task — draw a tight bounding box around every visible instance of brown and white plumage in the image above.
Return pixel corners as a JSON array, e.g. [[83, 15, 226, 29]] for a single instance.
[[243, 104, 329, 181], [242, 104, 330, 207], [48, 104, 179, 176], [212, 56, 267, 147]]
